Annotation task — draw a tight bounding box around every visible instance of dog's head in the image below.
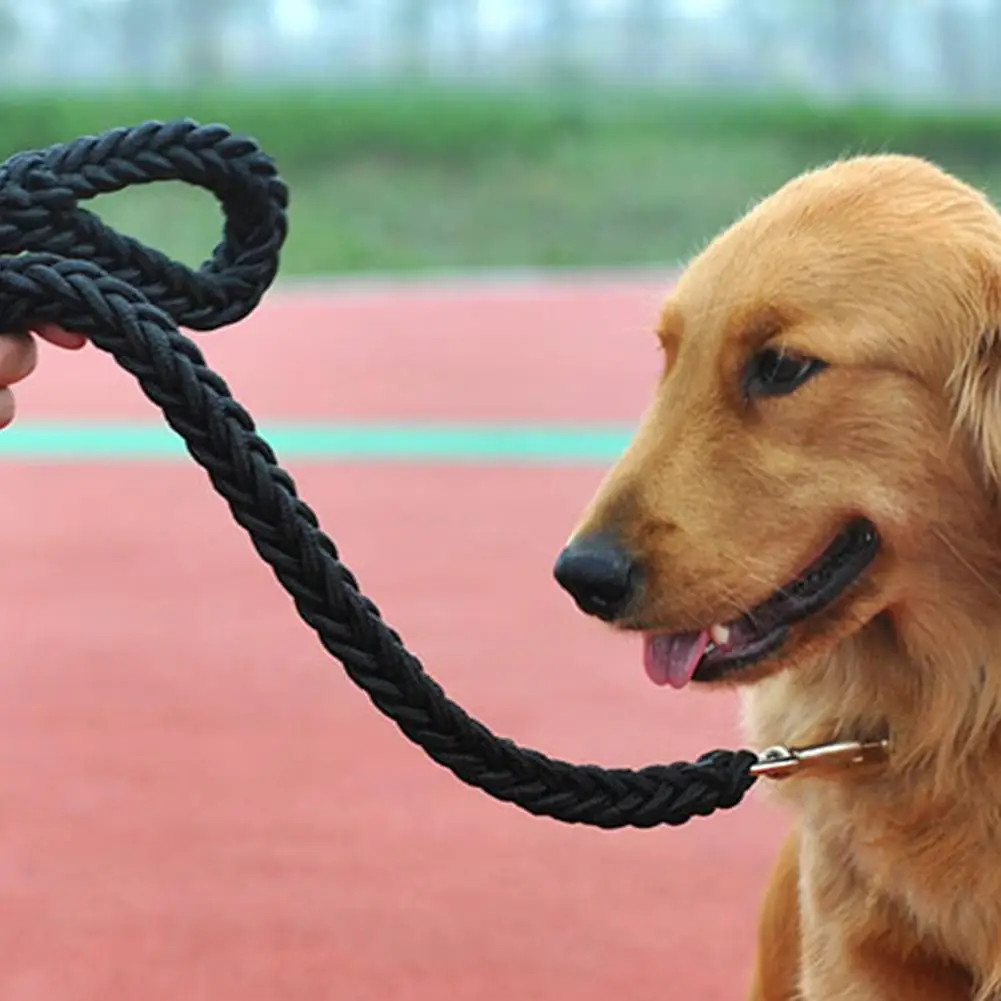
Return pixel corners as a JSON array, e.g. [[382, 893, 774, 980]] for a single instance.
[[555, 154, 1001, 698]]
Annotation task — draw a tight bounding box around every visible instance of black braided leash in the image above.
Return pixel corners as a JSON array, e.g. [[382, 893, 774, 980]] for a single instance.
[[0, 120, 759, 829]]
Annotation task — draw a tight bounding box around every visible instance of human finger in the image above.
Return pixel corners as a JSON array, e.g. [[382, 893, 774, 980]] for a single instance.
[[0, 387, 14, 428], [33, 323, 87, 350], [0, 332, 37, 388]]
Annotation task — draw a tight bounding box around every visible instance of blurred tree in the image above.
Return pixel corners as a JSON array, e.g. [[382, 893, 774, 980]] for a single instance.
[[116, 0, 168, 82], [541, 0, 583, 83], [935, 0, 978, 100], [175, 0, 235, 85], [719, 0, 787, 89], [389, 0, 435, 78], [313, 0, 363, 72], [450, 0, 480, 77], [991, 0, 1001, 95], [810, 0, 883, 97], [622, 0, 667, 82], [0, 0, 20, 68]]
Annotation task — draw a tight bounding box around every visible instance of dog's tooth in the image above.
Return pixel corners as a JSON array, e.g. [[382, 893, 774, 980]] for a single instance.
[[709, 623, 731, 646]]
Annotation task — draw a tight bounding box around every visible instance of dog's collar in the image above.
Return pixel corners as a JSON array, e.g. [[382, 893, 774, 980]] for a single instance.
[[750, 737, 891, 780]]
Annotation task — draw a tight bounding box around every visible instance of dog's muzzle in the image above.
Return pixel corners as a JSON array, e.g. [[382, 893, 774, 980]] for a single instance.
[[553, 534, 638, 621]]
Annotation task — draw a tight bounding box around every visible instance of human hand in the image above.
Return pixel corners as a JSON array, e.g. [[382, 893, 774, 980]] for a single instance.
[[0, 324, 87, 428]]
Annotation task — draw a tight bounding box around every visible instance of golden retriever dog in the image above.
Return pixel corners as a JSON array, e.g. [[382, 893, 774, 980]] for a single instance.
[[552, 154, 1001, 1000]]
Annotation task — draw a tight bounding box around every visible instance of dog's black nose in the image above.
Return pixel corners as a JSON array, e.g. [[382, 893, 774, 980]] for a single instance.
[[553, 535, 637, 621]]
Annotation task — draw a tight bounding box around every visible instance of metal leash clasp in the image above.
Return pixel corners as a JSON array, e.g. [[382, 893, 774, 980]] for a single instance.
[[750, 737, 890, 780]]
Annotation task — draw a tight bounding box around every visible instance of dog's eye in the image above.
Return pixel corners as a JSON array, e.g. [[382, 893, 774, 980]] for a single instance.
[[744, 348, 827, 398]]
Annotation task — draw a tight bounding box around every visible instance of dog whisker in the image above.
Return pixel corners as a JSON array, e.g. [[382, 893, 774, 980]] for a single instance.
[[930, 525, 1001, 607]]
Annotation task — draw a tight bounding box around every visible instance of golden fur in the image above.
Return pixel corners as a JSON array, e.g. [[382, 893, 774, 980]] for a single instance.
[[564, 155, 1001, 999]]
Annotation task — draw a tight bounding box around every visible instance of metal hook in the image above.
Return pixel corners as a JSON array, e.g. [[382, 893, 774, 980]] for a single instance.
[[750, 737, 890, 780]]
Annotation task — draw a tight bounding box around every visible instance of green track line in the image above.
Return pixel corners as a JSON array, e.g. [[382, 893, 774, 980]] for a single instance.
[[0, 421, 634, 465]]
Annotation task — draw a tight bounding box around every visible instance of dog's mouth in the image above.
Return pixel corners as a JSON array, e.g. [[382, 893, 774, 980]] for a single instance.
[[643, 517, 880, 689]]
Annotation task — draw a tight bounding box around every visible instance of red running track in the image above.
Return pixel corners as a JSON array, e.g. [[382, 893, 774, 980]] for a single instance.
[[1, 278, 787, 1000]]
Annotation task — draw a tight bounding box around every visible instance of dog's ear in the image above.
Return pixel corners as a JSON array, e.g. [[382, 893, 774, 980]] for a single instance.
[[950, 267, 1001, 496]]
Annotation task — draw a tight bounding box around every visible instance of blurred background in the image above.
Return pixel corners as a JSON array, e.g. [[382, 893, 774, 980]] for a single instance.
[[2, 0, 1000, 278]]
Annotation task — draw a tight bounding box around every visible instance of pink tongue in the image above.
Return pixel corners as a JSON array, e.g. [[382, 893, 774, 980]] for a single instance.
[[644, 630, 711, 689]]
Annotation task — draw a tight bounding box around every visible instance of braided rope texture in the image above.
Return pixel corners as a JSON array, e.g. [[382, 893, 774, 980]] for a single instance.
[[0, 119, 760, 829]]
